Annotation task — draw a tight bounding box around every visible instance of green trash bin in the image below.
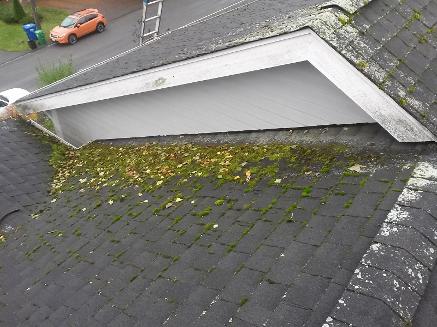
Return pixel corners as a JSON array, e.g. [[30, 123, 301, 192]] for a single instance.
[[35, 29, 46, 46]]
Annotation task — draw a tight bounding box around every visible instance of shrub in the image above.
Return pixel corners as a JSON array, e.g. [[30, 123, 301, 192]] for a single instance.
[[0, 4, 12, 22], [33, 58, 74, 134], [0, 2, 40, 24], [12, 0, 26, 21], [36, 57, 74, 87]]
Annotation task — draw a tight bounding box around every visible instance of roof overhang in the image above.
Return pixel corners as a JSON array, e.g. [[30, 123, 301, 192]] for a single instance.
[[16, 28, 436, 143]]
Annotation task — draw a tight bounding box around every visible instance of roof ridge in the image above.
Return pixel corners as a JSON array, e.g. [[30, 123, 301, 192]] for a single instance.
[[325, 160, 437, 326], [320, 0, 374, 13], [228, 1, 435, 137]]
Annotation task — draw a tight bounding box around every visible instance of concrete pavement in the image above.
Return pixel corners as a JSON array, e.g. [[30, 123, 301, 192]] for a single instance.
[[0, 0, 243, 93]]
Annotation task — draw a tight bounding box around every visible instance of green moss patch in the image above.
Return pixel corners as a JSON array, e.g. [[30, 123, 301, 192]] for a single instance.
[[49, 142, 379, 195]]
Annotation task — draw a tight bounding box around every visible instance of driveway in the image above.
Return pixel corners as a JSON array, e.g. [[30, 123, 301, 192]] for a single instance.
[[0, 0, 245, 92]]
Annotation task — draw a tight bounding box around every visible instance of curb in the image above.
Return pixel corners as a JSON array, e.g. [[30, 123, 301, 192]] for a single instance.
[[324, 160, 437, 326], [0, 50, 29, 67], [0, 43, 55, 68]]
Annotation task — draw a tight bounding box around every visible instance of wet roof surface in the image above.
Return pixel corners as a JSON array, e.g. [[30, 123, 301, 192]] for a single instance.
[[0, 120, 52, 217], [2, 120, 437, 326]]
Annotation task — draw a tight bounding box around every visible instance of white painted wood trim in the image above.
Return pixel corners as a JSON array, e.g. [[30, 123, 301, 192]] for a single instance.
[[304, 33, 435, 143], [50, 61, 376, 147], [17, 28, 435, 142]]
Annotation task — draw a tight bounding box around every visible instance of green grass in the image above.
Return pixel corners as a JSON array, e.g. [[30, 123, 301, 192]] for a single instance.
[[0, 4, 68, 51]]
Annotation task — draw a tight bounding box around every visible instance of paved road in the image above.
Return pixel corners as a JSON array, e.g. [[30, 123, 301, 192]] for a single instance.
[[0, 0, 244, 93]]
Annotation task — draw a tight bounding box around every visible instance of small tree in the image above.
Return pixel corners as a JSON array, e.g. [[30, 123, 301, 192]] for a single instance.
[[12, 0, 26, 21]]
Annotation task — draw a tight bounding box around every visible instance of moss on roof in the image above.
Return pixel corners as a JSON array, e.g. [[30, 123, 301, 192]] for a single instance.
[[48, 139, 384, 198]]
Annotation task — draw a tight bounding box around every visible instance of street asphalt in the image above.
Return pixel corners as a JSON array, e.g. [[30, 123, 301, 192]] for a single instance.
[[0, 0, 244, 93]]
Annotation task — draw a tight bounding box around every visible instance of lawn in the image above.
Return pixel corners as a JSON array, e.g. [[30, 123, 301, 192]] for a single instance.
[[0, 4, 68, 52]]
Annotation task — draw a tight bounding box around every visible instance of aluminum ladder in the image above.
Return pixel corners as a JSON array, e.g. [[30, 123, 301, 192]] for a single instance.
[[140, 0, 164, 45]]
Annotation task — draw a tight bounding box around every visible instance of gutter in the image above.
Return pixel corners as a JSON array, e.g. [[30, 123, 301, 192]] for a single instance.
[[28, 119, 78, 149]]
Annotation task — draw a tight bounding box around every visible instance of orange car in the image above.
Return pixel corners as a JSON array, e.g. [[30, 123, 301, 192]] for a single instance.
[[50, 9, 107, 45]]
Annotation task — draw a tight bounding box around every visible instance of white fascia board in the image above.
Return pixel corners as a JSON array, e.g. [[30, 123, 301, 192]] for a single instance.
[[17, 28, 435, 143], [304, 34, 436, 143], [19, 29, 311, 112]]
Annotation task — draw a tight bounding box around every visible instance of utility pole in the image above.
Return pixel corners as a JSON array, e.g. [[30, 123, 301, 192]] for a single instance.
[[29, 0, 40, 29]]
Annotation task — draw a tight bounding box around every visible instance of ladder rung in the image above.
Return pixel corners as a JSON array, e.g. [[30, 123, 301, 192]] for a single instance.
[[140, 0, 163, 45], [143, 30, 158, 37], [145, 15, 161, 22], [147, 0, 163, 5]]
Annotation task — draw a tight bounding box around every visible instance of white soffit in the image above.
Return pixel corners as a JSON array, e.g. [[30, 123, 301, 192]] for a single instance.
[[19, 28, 435, 142], [48, 61, 376, 147]]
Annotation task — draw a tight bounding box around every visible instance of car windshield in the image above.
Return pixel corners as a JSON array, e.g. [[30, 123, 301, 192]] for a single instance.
[[60, 16, 76, 27]]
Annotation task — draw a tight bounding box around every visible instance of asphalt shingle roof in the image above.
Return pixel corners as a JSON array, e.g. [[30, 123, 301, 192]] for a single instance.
[[22, 0, 437, 136], [414, 263, 437, 327], [327, 159, 437, 326], [2, 121, 437, 326], [0, 120, 52, 218], [2, 1, 437, 324]]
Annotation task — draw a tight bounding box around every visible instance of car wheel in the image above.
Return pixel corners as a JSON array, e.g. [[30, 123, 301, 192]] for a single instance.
[[96, 23, 105, 33], [68, 34, 78, 45]]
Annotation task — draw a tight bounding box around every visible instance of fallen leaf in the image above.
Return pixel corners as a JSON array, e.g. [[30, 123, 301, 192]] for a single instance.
[[245, 170, 251, 182], [348, 164, 366, 173]]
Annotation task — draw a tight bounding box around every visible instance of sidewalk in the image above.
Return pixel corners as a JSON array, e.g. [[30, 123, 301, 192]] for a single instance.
[[37, 0, 141, 20], [0, 50, 29, 66]]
